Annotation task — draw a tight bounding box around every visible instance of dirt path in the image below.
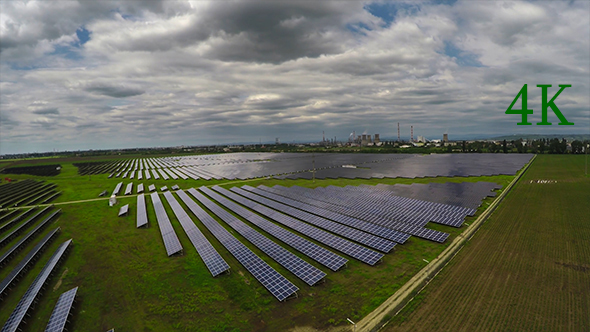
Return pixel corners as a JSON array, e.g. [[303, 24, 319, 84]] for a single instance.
[[354, 155, 536, 332]]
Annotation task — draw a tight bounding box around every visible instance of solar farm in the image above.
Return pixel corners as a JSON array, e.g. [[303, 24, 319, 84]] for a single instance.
[[2, 152, 586, 331]]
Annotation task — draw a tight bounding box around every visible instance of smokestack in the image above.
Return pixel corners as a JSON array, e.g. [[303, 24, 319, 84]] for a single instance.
[[411, 126, 413, 142], [323, 131, 325, 142], [397, 122, 400, 142]]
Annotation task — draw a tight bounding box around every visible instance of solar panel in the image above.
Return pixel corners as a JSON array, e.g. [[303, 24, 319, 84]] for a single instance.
[[203, 186, 347, 271], [1, 239, 72, 332], [151, 169, 160, 180], [144, 170, 151, 180], [112, 182, 123, 196], [44, 286, 78, 332], [162, 192, 230, 277], [118, 204, 129, 217], [0, 228, 60, 298], [149, 193, 183, 256], [161, 186, 168, 192], [148, 184, 156, 192], [124, 183, 133, 195], [223, 187, 384, 265], [171, 185, 180, 190], [189, 189, 325, 286], [136, 194, 148, 228], [163, 168, 178, 180], [157, 168, 169, 180], [176, 189, 298, 301], [137, 183, 144, 193]]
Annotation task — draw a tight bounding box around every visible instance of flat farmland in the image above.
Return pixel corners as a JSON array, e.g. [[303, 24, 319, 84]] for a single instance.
[[385, 155, 590, 332]]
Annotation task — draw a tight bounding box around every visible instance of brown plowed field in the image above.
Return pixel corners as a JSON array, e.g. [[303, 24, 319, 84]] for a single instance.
[[385, 155, 590, 332]]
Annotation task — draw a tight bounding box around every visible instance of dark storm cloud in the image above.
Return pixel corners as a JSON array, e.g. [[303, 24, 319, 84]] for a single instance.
[[84, 83, 145, 98], [31, 107, 59, 115]]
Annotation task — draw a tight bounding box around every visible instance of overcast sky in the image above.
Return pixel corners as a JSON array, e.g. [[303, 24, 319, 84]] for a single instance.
[[1, 0, 588, 154]]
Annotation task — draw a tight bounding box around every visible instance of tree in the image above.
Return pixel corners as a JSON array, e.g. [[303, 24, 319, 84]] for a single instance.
[[502, 140, 508, 153], [571, 140, 583, 154]]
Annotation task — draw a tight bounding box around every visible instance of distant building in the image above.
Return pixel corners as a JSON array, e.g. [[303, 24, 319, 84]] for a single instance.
[[443, 133, 449, 142], [374, 134, 380, 144]]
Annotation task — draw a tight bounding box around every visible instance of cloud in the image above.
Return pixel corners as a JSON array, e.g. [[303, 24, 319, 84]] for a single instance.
[[31, 107, 59, 115], [83, 83, 145, 98], [0, 1, 588, 154]]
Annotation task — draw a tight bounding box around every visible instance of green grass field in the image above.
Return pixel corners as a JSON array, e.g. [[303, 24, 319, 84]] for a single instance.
[[0, 158, 520, 331], [384, 155, 590, 331]]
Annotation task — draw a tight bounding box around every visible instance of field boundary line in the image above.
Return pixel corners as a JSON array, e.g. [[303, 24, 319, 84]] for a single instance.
[[355, 154, 537, 332]]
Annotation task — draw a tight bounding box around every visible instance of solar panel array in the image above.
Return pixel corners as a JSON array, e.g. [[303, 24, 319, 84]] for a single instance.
[[249, 185, 410, 244], [103, 153, 532, 181], [201, 186, 348, 271], [1, 239, 72, 332], [217, 187, 383, 265], [0, 228, 60, 298], [136, 194, 148, 228], [316, 185, 473, 227], [253, 181, 499, 241], [0, 207, 36, 236], [0, 209, 61, 267], [372, 182, 501, 210], [265, 185, 452, 242], [176, 189, 298, 301], [0, 205, 54, 248], [162, 191, 230, 277], [189, 189, 326, 286], [232, 187, 397, 253], [150, 193, 183, 256], [137, 183, 144, 193], [44, 286, 78, 332]]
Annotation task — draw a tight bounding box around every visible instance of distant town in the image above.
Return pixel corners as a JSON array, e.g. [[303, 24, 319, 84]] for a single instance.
[[2, 132, 588, 161]]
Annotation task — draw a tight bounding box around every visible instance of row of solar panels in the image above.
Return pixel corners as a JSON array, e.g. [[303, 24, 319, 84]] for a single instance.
[[0, 204, 79, 332], [110, 166, 215, 181], [0, 180, 61, 210], [0, 209, 110, 332], [111, 182, 180, 196]]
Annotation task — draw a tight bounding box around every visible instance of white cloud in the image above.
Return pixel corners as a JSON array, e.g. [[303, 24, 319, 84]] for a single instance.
[[0, 1, 588, 154]]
